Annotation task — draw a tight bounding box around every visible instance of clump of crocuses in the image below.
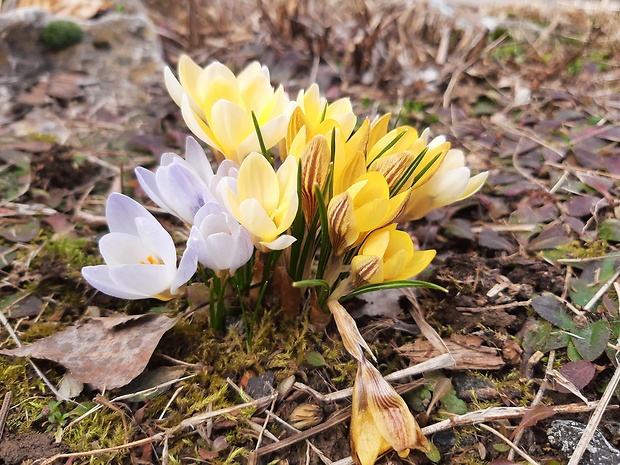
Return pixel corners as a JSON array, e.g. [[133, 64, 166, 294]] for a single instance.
[[82, 56, 488, 465]]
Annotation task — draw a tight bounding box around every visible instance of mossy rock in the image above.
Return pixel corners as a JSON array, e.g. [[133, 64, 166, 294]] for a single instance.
[[41, 20, 84, 51]]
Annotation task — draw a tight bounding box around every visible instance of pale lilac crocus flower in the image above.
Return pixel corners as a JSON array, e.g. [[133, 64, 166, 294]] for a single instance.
[[178, 203, 253, 277], [81, 193, 195, 300], [135, 137, 239, 224]]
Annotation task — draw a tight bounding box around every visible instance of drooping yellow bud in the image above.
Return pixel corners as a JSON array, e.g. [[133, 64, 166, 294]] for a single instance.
[[350, 358, 431, 465]]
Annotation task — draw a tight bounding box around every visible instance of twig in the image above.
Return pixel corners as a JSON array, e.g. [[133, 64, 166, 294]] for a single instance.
[[478, 423, 540, 465], [583, 268, 620, 312], [249, 407, 351, 459], [567, 362, 620, 465], [158, 385, 185, 421], [0, 391, 12, 441], [293, 353, 454, 402], [422, 401, 613, 436]]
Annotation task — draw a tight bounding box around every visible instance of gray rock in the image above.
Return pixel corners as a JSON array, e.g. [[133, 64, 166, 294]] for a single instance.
[[547, 419, 620, 465], [0, 4, 164, 108]]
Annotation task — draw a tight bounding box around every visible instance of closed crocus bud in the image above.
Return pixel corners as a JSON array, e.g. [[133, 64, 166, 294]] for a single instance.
[[288, 403, 324, 430], [398, 148, 488, 221], [164, 56, 294, 164], [81, 193, 194, 300], [351, 224, 435, 285], [351, 357, 431, 465], [179, 203, 253, 277], [135, 137, 239, 225], [224, 152, 298, 251]]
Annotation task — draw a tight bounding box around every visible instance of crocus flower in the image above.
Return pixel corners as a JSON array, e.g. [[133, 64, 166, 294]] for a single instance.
[[327, 172, 409, 255], [164, 56, 293, 164], [179, 203, 253, 277], [224, 152, 298, 251], [81, 193, 194, 300], [398, 148, 488, 221], [350, 357, 431, 465], [135, 137, 239, 225], [351, 224, 435, 285], [284, 84, 356, 158]]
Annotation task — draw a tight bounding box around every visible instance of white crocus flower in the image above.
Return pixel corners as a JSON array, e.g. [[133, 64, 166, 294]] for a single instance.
[[135, 137, 239, 224], [178, 203, 254, 277], [81, 193, 195, 300]]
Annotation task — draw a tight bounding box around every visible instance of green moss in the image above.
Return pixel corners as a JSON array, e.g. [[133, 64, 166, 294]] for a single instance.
[[41, 20, 84, 51], [38, 237, 101, 278]]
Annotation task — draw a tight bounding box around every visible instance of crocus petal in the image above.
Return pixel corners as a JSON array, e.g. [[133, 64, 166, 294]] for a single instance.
[[105, 193, 156, 235], [209, 100, 254, 162], [237, 114, 289, 160], [238, 198, 278, 241], [458, 171, 488, 201], [237, 153, 280, 214], [180, 94, 221, 152], [82, 265, 149, 300], [259, 234, 296, 251], [109, 264, 177, 298]]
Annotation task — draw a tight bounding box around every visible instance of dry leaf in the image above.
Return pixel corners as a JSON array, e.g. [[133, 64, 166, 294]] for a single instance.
[[398, 334, 505, 371], [0, 313, 179, 390]]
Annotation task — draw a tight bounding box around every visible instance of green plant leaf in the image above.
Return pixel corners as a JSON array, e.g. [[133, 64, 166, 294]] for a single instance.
[[571, 319, 611, 361], [343, 280, 446, 299], [599, 219, 620, 242], [426, 442, 441, 463], [440, 390, 467, 415], [531, 294, 575, 330], [306, 351, 327, 367]]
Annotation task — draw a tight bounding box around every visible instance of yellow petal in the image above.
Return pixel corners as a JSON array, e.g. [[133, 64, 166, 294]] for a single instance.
[[351, 255, 384, 285], [238, 198, 278, 243], [237, 152, 279, 214], [286, 106, 310, 154], [177, 55, 204, 111], [394, 249, 436, 280], [209, 100, 254, 161]]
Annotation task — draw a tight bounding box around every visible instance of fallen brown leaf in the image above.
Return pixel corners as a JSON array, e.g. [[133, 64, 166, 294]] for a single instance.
[[398, 334, 505, 371], [0, 313, 179, 390]]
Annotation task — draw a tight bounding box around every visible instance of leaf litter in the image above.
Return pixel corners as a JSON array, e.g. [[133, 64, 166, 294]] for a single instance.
[[1, 0, 620, 464]]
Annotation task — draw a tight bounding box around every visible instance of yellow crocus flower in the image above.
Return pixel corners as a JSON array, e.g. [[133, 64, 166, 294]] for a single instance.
[[351, 224, 435, 285], [327, 172, 409, 255], [224, 152, 298, 251], [284, 84, 356, 158], [164, 55, 292, 164]]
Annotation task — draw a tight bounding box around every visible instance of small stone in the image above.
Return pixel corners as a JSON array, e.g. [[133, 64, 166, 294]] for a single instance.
[[245, 370, 276, 399], [547, 420, 620, 465], [451, 372, 499, 401]]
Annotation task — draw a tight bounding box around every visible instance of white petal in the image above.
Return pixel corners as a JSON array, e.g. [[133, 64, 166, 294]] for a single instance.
[[106, 193, 154, 235], [109, 264, 175, 297], [82, 265, 149, 300], [184, 136, 215, 184]]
